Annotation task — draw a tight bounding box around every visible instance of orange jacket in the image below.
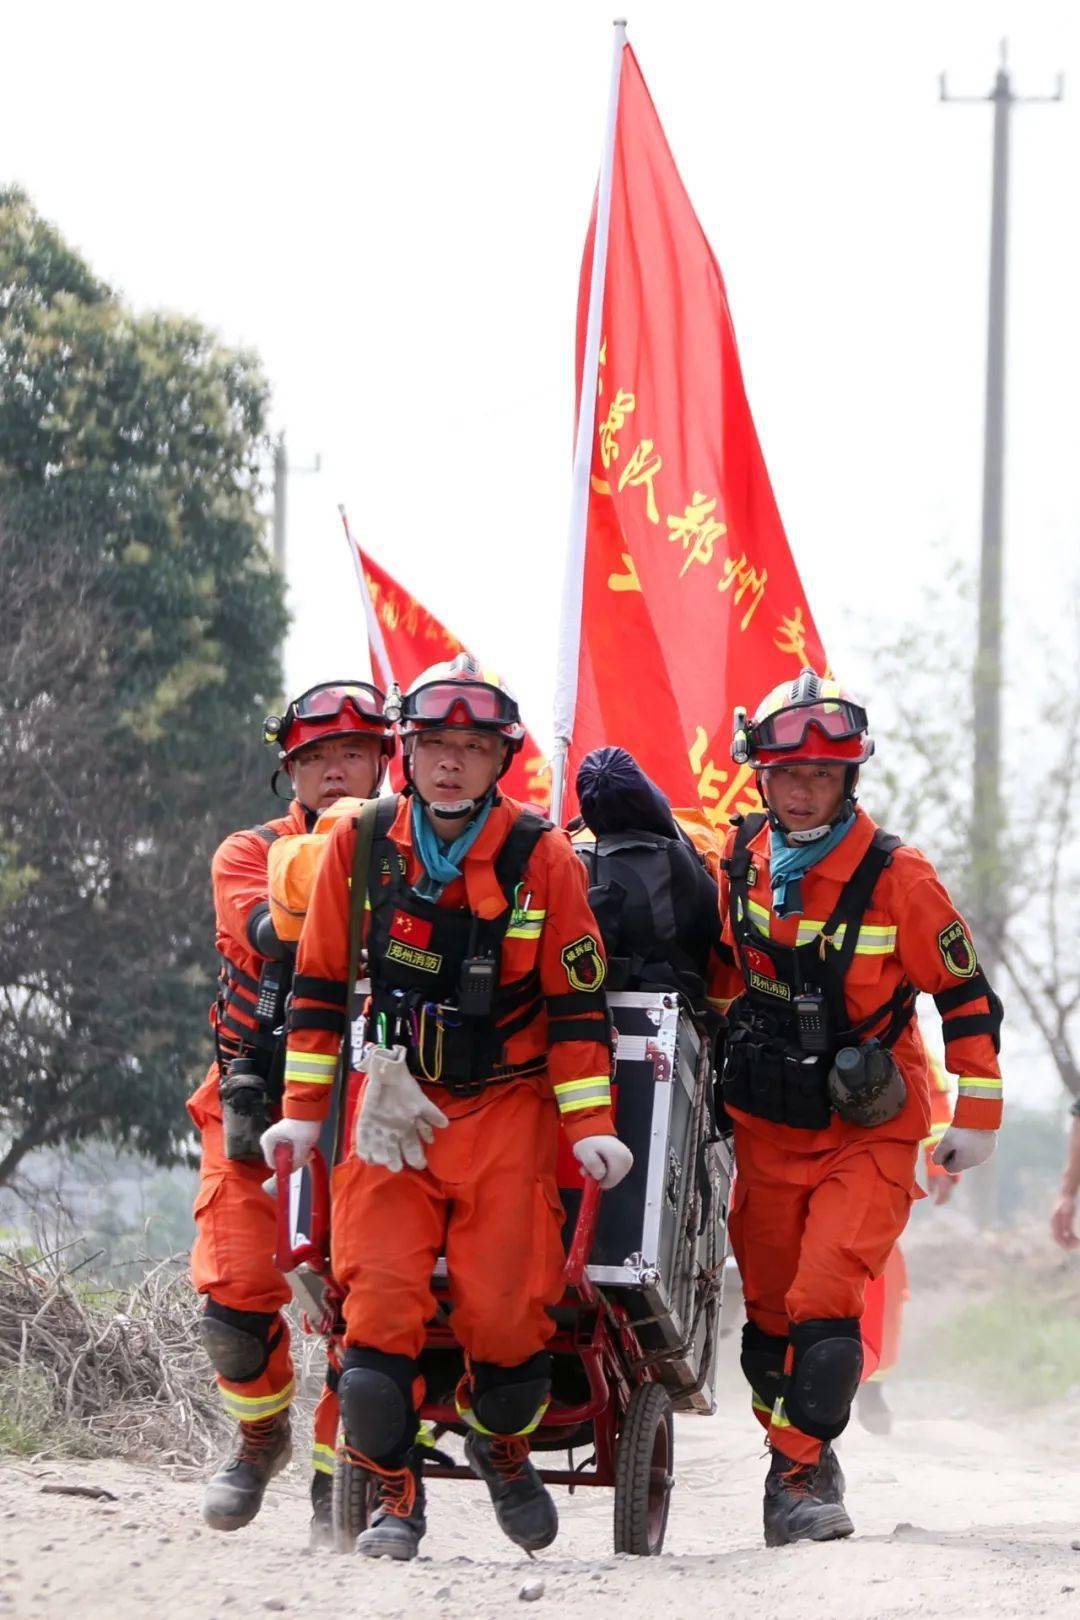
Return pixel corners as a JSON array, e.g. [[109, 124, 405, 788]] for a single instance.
[[710, 807, 1002, 1150], [283, 794, 615, 1145], [210, 798, 309, 1058]]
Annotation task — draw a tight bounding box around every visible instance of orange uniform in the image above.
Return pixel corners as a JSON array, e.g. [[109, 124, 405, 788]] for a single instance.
[[188, 799, 338, 1473], [283, 792, 614, 1368], [712, 806, 1002, 1463]]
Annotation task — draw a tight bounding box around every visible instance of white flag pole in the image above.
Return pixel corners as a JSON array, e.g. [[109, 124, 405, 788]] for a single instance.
[[549, 19, 627, 826], [338, 504, 396, 691]]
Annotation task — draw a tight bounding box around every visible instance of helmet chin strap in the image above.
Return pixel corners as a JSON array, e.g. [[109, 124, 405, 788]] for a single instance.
[[401, 737, 506, 823]]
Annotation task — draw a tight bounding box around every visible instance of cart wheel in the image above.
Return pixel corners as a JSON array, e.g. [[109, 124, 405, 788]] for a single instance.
[[331, 1452, 371, 1553], [613, 1383, 674, 1556]]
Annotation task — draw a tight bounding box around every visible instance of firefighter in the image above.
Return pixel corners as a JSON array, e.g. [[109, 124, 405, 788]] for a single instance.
[[189, 682, 392, 1536], [261, 655, 632, 1561], [711, 670, 1003, 1547]]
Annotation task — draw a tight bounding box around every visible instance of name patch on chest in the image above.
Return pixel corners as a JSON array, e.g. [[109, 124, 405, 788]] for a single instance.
[[749, 970, 791, 1001], [386, 939, 444, 974]]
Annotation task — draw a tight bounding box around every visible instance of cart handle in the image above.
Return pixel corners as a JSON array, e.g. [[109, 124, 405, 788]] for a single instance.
[[273, 1142, 330, 1274], [562, 1173, 601, 1292]]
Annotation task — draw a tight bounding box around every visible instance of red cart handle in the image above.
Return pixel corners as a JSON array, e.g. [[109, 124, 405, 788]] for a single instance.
[[562, 1173, 601, 1293], [273, 1142, 330, 1273]]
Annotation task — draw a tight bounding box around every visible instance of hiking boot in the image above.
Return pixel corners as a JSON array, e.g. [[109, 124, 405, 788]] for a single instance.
[[464, 1431, 558, 1552], [856, 1380, 893, 1435], [355, 1453, 427, 1562], [763, 1447, 854, 1548], [202, 1412, 292, 1532], [309, 1469, 334, 1551]]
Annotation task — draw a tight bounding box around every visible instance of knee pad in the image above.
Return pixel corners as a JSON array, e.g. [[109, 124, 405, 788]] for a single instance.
[[740, 1321, 787, 1412], [338, 1349, 417, 1463], [470, 1352, 552, 1437], [783, 1317, 863, 1441], [198, 1301, 279, 1382]]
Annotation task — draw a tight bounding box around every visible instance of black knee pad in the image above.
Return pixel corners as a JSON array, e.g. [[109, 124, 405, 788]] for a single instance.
[[199, 1300, 279, 1382], [740, 1321, 787, 1412], [783, 1317, 863, 1441], [471, 1352, 552, 1436], [338, 1348, 417, 1464]]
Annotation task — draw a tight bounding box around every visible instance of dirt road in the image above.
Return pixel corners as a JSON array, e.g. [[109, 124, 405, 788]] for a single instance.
[[3, 1325, 1079, 1620]]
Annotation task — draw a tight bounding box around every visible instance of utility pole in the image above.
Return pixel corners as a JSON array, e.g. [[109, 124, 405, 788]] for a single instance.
[[270, 431, 322, 573], [940, 44, 1062, 963]]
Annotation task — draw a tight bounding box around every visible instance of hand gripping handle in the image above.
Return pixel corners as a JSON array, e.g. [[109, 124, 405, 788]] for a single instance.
[[273, 1142, 331, 1274]]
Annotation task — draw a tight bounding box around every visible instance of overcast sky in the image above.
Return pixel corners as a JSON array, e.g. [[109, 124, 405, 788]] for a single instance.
[[4, 0, 1076, 1104]]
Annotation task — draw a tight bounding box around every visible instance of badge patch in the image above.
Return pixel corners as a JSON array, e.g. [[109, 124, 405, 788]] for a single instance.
[[561, 934, 606, 993], [390, 910, 433, 950], [938, 919, 977, 978], [749, 969, 791, 1000], [386, 939, 443, 975]]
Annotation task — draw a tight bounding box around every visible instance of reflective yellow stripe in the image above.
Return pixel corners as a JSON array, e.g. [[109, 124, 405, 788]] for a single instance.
[[922, 1121, 950, 1148], [746, 907, 896, 956], [219, 1378, 295, 1422], [284, 1052, 338, 1086], [312, 1442, 336, 1475], [553, 1076, 612, 1114], [958, 1076, 1002, 1099], [770, 1397, 791, 1429], [506, 909, 546, 940], [456, 1394, 550, 1437], [752, 1394, 772, 1417], [747, 899, 771, 935]]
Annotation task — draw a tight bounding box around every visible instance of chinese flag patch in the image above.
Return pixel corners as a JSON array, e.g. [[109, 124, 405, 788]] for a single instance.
[[743, 946, 775, 979], [390, 910, 433, 949]]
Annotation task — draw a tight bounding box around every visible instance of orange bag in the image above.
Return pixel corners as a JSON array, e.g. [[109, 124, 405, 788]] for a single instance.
[[267, 796, 367, 942]]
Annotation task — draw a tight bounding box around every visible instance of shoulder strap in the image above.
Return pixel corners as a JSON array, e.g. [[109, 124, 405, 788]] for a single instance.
[[823, 827, 901, 976], [251, 824, 281, 846], [328, 797, 385, 1165], [493, 811, 554, 903]]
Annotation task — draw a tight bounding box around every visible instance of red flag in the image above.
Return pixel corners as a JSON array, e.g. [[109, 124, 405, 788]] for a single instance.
[[565, 41, 827, 826], [356, 545, 551, 812]]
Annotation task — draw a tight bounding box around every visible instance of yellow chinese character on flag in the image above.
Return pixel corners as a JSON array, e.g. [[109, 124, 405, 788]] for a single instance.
[[667, 491, 727, 578], [718, 553, 768, 631], [598, 389, 636, 469], [617, 438, 662, 524]]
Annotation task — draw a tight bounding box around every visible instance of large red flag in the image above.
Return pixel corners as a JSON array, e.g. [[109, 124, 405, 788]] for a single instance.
[[562, 39, 827, 826], [354, 544, 551, 812]]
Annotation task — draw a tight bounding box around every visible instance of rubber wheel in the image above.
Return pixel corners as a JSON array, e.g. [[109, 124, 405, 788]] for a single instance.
[[613, 1383, 674, 1556], [331, 1453, 371, 1553]]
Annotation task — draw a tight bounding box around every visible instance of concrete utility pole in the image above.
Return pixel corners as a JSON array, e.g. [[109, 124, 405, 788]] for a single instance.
[[940, 44, 1063, 965], [270, 431, 322, 572]]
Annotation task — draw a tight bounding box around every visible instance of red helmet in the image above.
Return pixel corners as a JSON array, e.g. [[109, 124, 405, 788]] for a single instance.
[[263, 680, 395, 762], [732, 669, 874, 770], [390, 655, 525, 754]]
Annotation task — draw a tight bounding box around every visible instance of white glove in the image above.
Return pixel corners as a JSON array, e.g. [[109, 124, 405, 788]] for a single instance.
[[260, 1117, 321, 1174], [573, 1135, 634, 1191], [356, 1044, 449, 1173], [933, 1126, 997, 1174]]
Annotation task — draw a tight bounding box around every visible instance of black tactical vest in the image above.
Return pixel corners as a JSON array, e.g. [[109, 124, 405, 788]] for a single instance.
[[721, 814, 915, 1130], [365, 796, 553, 1096]]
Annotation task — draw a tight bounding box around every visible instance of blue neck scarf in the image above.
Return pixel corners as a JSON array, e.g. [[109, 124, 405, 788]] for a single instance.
[[411, 795, 493, 901], [769, 810, 856, 919]]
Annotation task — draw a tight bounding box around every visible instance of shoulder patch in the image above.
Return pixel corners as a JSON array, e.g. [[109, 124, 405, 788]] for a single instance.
[[938, 919, 977, 978], [560, 934, 607, 993]]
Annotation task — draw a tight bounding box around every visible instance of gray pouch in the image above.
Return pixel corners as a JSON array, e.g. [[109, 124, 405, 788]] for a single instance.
[[827, 1040, 907, 1127]]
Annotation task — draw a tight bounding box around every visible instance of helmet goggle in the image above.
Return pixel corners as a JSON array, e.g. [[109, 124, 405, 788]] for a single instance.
[[753, 698, 868, 753], [399, 679, 521, 731], [263, 681, 390, 757]]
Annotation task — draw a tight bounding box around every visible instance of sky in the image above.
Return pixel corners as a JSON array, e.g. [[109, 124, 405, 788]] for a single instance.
[[4, 0, 1077, 1104]]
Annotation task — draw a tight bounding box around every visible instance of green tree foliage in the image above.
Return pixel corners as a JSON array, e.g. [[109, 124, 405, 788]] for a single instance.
[[0, 186, 287, 1184]]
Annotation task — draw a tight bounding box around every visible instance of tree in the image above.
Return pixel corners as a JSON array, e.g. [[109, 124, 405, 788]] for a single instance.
[[0, 187, 288, 1185], [860, 567, 1080, 1104]]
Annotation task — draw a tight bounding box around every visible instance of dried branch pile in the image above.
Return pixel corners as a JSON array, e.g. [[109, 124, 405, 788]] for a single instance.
[[0, 1251, 228, 1470]]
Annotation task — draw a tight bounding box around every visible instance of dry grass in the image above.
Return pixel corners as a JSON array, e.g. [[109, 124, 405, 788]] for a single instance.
[[0, 1247, 228, 1470]]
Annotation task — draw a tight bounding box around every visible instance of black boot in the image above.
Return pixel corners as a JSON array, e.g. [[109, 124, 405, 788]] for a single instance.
[[202, 1412, 292, 1532], [763, 1446, 854, 1548], [309, 1470, 334, 1551], [355, 1450, 427, 1561], [856, 1380, 893, 1435], [464, 1431, 558, 1552]]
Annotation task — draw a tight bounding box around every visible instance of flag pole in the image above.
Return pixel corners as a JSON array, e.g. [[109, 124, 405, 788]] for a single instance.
[[549, 18, 627, 826], [338, 504, 396, 691]]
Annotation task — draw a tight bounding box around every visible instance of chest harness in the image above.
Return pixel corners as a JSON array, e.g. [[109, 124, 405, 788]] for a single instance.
[[364, 796, 553, 1097], [721, 813, 916, 1131]]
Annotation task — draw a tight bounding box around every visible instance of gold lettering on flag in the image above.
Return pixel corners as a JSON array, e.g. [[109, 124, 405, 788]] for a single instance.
[[718, 553, 768, 630], [667, 492, 727, 577], [775, 605, 809, 662], [599, 389, 637, 468], [617, 439, 662, 523], [607, 553, 642, 593]]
